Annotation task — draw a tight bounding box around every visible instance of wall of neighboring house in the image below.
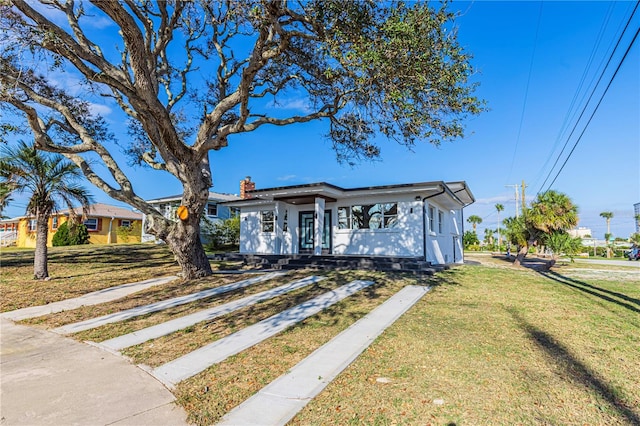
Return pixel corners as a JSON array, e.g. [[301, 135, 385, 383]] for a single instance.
[[15, 215, 142, 248], [238, 194, 464, 264], [141, 201, 235, 243]]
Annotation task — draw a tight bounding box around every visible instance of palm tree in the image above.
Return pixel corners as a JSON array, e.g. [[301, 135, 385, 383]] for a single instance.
[[483, 227, 495, 247], [495, 203, 504, 247], [513, 190, 578, 266], [467, 215, 483, 233], [599, 211, 613, 258], [0, 142, 93, 279], [599, 211, 613, 237], [0, 181, 15, 218]]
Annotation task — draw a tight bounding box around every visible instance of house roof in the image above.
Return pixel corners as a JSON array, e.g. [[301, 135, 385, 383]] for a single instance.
[[146, 191, 241, 204], [1, 203, 143, 222], [223, 181, 474, 209], [67, 203, 143, 220]]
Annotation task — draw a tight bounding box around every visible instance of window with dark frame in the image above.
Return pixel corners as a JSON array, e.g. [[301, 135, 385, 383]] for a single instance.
[[428, 206, 435, 233], [84, 218, 98, 231], [260, 210, 275, 232], [338, 203, 398, 230], [206, 203, 218, 217]]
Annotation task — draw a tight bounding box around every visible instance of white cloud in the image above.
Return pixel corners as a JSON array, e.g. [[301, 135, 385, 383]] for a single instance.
[[87, 103, 112, 117], [277, 175, 297, 181], [473, 195, 514, 205], [268, 98, 312, 114]]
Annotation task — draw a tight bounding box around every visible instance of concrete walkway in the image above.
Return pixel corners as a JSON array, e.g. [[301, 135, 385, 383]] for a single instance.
[[98, 275, 326, 351], [218, 285, 431, 426], [54, 272, 285, 335], [152, 280, 374, 388], [0, 276, 179, 321], [0, 318, 187, 426]]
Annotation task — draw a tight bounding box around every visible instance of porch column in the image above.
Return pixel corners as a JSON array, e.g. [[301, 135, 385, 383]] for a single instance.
[[314, 197, 325, 255], [274, 201, 285, 255]]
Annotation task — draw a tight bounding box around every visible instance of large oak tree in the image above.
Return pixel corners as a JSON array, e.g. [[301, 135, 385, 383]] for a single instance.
[[0, 0, 484, 279]]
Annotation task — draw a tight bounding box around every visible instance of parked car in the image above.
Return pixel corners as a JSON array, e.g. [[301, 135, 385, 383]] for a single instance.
[[626, 246, 640, 260]]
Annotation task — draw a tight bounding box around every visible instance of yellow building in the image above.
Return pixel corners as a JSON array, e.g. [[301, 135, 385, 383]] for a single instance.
[[1, 203, 143, 248]]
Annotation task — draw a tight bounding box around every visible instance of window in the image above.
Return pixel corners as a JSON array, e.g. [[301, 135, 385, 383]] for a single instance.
[[338, 203, 398, 230], [206, 203, 218, 217], [84, 218, 99, 231], [428, 206, 435, 233], [283, 210, 288, 232], [120, 220, 131, 228], [260, 210, 274, 232], [51, 216, 58, 230], [438, 210, 444, 233], [28, 219, 37, 232]]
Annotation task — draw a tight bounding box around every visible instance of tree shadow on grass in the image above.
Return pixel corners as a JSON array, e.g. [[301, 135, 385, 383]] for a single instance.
[[538, 271, 640, 314], [508, 308, 640, 425]]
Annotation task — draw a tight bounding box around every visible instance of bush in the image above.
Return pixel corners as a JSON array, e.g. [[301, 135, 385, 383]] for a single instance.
[[463, 230, 479, 249], [52, 221, 89, 246], [116, 222, 141, 243], [203, 216, 240, 251], [52, 222, 71, 246]]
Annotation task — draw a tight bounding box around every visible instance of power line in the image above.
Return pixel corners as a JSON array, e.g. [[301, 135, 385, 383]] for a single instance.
[[531, 2, 617, 191], [545, 19, 640, 190], [507, 2, 544, 182], [538, 1, 640, 193]]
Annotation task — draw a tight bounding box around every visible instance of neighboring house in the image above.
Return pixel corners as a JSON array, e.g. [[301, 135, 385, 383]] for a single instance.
[[2, 203, 143, 248], [141, 191, 241, 243], [223, 180, 474, 265], [0, 217, 20, 247]]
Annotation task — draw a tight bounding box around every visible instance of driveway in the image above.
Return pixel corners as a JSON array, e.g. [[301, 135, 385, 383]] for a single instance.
[[0, 318, 187, 426]]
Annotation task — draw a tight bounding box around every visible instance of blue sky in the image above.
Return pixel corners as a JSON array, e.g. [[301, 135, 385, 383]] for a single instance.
[[4, 1, 639, 239]]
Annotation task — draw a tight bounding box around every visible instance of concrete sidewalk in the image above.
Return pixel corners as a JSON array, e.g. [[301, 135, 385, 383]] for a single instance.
[[53, 272, 285, 335], [0, 318, 187, 426], [218, 285, 431, 425], [0, 276, 178, 321]]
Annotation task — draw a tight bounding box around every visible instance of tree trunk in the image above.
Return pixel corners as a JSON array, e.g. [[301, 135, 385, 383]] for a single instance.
[[164, 207, 212, 279], [513, 241, 531, 267], [33, 212, 49, 280]]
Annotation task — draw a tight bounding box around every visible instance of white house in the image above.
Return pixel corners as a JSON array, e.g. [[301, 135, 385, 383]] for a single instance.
[[141, 191, 240, 243], [223, 180, 474, 265]]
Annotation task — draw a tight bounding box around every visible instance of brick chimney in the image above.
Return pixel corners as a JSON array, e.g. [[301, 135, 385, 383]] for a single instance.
[[240, 176, 255, 199]]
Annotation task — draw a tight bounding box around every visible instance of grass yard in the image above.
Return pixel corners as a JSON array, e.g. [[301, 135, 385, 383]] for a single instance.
[[1, 245, 638, 425]]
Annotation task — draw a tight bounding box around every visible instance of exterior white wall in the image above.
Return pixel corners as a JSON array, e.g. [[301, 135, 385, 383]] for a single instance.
[[423, 203, 464, 264], [240, 209, 272, 254], [238, 194, 465, 264]]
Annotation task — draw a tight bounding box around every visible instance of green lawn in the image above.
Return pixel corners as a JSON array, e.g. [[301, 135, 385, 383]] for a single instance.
[[1, 245, 638, 425]]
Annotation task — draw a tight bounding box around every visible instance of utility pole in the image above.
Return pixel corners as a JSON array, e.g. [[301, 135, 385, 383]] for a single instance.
[[506, 184, 519, 218], [521, 180, 527, 213]]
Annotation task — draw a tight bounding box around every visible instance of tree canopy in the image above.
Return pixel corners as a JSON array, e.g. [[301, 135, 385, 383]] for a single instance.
[[0, 0, 484, 278], [503, 190, 578, 267]]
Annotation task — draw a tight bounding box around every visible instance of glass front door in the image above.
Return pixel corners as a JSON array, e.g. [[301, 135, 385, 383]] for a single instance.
[[299, 211, 331, 254]]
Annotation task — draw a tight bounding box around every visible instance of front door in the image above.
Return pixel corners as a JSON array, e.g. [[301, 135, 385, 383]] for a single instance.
[[299, 211, 331, 254]]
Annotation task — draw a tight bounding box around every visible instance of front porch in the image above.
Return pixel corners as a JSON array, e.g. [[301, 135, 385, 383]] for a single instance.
[[210, 253, 448, 275]]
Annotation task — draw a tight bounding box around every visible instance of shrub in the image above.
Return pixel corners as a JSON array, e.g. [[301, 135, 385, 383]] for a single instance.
[[203, 216, 240, 250], [52, 221, 89, 246], [116, 222, 141, 243], [52, 221, 71, 246]]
